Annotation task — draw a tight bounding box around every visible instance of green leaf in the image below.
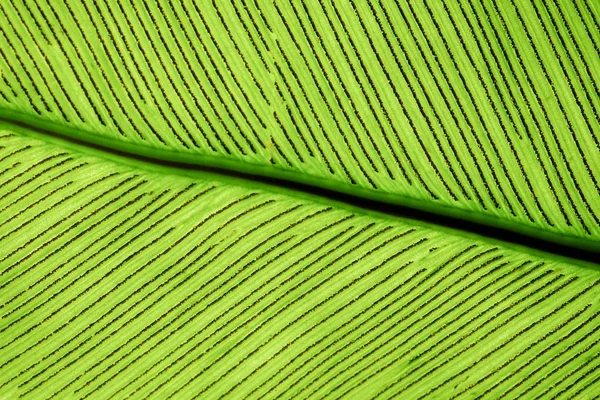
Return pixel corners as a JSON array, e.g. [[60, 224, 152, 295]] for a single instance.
[[0, 123, 599, 399], [0, 0, 599, 399], [0, 0, 598, 248]]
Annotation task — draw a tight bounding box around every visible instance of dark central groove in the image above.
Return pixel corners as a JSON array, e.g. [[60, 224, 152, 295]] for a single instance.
[[4, 117, 598, 266]]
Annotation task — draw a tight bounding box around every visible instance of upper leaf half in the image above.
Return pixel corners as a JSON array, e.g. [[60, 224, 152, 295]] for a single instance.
[[0, 0, 599, 248]]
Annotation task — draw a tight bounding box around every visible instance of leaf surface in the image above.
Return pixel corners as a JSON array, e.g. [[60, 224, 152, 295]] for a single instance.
[[0, 0, 599, 247], [0, 0, 599, 398], [0, 124, 598, 399]]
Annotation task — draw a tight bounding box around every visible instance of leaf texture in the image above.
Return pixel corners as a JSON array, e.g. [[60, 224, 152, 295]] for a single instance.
[[0, 0, 599, 247], [1, 0, 600, 399], [0, 124, 599, 399]]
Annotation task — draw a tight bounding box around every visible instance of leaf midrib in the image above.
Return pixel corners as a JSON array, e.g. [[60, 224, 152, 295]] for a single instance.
[[1, 117, 597, 266]]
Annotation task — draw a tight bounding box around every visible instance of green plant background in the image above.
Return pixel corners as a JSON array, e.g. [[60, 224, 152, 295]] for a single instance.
[[0, 0, 599, 398]]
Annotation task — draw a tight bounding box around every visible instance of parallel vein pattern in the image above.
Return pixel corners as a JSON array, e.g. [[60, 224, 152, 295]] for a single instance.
[[0, 130, 598, 399], [0, 0, 599, 244]]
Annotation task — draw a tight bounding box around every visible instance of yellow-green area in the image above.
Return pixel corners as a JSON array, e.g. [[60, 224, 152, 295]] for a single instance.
[[0, 124, 599, 399], [1, 0, 599, 248], [1, 0, 600, 398]]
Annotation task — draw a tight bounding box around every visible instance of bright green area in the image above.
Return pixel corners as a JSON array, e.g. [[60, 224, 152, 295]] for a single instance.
[[1, 0, 600, 398], [0, 127, 599, 399], [0, 0, 599, 248]]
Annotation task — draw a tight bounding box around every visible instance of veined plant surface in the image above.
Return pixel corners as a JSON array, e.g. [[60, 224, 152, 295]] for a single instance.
[[0, 0, 599, 247], [0, 125, 598, 399], [0, 0, 599, 399]]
